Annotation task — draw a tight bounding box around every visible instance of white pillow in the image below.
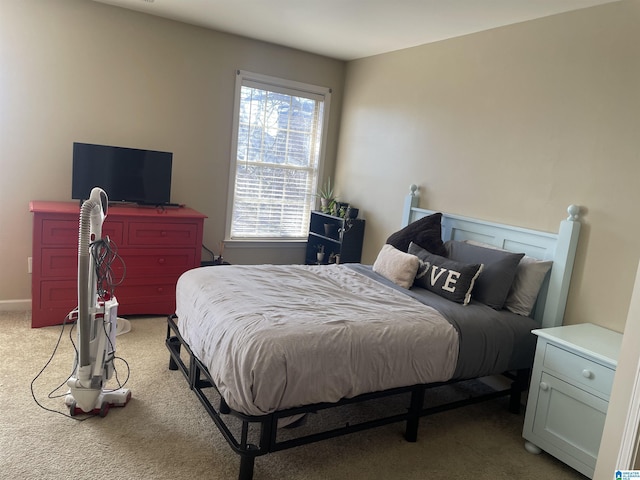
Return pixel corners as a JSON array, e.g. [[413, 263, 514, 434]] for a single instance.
[[373, 244, 420, 289]]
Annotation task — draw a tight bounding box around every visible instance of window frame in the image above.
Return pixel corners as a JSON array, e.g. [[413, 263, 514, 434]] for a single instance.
[[225, 70, 332, 244]]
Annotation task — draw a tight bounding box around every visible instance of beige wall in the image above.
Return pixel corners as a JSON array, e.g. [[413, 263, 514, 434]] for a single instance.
[[336, 0, 640, 332], [0, 0, 345, 304], [3, 0, 639, 334]]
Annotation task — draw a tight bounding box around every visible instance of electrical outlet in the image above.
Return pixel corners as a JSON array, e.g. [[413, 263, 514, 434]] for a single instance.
[[28, 257, 32, 274]]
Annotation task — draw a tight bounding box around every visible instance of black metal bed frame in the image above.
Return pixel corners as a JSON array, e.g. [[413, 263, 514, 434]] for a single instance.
[[166, 314, 529, 480]]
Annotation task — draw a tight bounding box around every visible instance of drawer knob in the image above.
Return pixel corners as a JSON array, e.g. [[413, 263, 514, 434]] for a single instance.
[[157, 287, 164, 293], [158, 258, 166, 264], [539, 382, 549, 391], [582, 369, 593, 379], [161, 231, 167, 237]]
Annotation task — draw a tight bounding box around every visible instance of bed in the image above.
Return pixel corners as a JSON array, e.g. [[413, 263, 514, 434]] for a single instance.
[[166, 185, 582, 480]]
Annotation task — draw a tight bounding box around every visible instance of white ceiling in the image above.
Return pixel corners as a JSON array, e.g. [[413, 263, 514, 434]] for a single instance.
[[93, 0, 620, 61]]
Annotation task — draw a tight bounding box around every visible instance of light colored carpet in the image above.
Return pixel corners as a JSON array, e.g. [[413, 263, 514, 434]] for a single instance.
[[0, 311, 585, 480]]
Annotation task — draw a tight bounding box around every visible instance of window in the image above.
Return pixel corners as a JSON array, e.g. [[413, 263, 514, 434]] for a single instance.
[[227, 70, 331, 241]]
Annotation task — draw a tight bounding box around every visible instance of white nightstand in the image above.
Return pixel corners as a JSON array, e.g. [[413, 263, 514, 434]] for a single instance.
[[522, 323, 622, 478]]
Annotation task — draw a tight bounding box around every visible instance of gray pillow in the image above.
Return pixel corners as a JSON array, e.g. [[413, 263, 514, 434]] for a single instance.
[[409, 242, 483, 305], [461, 240, 552, 316], [504, 256, 553, 316], [445, 240, 524, 310]]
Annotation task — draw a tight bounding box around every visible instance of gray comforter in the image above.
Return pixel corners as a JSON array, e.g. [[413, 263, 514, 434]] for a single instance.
[[176, 264, 460, 416], [348, 264, 538, 379]]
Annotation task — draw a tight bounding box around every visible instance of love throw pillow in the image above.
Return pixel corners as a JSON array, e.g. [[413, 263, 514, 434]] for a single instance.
[[409, 242, 483, 305]]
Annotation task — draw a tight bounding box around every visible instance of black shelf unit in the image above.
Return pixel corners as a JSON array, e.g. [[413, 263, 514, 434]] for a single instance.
[[305, 211, 365, 265]]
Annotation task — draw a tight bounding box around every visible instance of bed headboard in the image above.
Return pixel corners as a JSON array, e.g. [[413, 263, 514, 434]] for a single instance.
[[401, 185, 581, 329]]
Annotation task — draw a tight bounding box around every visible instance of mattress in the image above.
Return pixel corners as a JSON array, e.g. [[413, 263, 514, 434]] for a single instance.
[[175, 264, 460, 416]]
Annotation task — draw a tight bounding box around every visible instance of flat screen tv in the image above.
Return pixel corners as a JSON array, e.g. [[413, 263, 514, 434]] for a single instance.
[[72, 142, 173, 205]]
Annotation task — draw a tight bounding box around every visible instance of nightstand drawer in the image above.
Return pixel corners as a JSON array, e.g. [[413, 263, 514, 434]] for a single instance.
[[543, 343, 614, 397]]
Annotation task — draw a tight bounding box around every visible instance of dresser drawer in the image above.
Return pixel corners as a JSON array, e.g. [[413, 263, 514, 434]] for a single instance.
[[116, 276, 180, 314], [39, 279, 77, 310], [127, 222, 199, 247], [41, 219, 124, 246], [113, 248, 197, 277], [543, 343, 615, 397], [41, 248, 77, 277]]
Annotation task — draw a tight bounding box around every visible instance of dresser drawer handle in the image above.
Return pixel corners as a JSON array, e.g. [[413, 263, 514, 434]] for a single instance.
[[582, 369, 593, 379], [540, 382, 549, 391], [161, 231, 167, 237], [158, 258, 166, 264], [157, 287, 164, 293]]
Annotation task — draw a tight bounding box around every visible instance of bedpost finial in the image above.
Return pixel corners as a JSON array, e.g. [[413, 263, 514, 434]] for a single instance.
[[409, 184, 418, 196], [567, 204, 580, 221]]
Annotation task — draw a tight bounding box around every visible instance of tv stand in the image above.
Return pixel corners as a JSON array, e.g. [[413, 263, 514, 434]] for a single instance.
[[29, 201, 207, 328]]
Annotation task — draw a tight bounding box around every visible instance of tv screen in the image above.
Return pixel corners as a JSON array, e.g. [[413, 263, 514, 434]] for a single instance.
[[72, 143, 173, 205]]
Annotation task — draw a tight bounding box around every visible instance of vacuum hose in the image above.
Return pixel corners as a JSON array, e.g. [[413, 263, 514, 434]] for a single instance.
[[77, 188, 108, 368]]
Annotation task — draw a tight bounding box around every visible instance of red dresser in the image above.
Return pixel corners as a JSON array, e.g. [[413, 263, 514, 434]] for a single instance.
[[30, 201, 206, 328]]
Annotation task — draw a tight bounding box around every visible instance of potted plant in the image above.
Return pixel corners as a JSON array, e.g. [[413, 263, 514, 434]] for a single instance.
[[315, 177, 336, 214]]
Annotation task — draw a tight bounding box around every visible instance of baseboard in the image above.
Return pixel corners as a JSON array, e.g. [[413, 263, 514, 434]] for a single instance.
[[0, 299, 31, 312]]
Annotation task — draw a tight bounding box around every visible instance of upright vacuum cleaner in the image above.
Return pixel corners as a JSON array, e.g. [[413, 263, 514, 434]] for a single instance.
[[65, 187, 131, 416]]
